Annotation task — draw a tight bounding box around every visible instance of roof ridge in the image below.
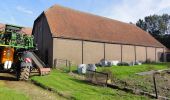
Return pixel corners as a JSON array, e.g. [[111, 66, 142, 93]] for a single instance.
[[45, 4, 132, 26]]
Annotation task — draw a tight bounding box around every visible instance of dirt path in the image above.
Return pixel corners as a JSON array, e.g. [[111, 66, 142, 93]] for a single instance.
[[0, 73, 65, 100]]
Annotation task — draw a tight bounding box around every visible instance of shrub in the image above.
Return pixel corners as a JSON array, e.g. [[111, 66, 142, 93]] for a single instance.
[[117, 62, 129, 66], [145, 59, 151, 63], [145, 59, 156, 64]]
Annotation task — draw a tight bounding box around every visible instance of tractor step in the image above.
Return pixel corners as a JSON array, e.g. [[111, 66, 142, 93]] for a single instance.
[[39, 68, 51, 76]]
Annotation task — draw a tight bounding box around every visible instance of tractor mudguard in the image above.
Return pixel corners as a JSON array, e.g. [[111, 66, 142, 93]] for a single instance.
[[20, 62, 32, 68]]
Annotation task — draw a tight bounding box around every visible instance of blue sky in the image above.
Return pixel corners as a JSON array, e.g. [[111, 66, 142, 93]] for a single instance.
[[0, 0, 170, 27]]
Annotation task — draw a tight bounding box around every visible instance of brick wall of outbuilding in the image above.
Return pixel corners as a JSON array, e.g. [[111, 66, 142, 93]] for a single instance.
[[136, 46, 146, 62], [105, 44, 121, 61], [122, 45, 135, 63], [147, 47, 156, 61], [53, 38, 82, 65], [52, 38, 164, 66], [83, 41, 104, 64]]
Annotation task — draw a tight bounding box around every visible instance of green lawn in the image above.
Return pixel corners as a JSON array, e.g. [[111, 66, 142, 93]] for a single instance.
[[0, 81, 29, 100], [31, 70, 151, 100], [97, 63, 169, 79]]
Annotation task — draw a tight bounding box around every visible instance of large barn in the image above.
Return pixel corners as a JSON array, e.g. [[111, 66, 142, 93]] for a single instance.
[[32, 5, 165, 67]]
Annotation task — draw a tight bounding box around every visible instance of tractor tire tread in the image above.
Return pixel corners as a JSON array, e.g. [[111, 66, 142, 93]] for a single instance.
[[19, 67, 30, 81]]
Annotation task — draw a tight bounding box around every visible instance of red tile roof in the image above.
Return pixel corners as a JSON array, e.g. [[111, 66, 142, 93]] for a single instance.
[[44, 5, 164, 47], [0, 23, 5, 31], [0, 23, 32, 35], [21, 27, 32, 35]]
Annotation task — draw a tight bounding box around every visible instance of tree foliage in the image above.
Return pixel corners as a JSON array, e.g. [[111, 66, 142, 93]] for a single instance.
[[136, 14, 170, 48]]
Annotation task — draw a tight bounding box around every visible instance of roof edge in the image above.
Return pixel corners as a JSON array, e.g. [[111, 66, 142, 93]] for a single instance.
[[44, 4, 132, 26]]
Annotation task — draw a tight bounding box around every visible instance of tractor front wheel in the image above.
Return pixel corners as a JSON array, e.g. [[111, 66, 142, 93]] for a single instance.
[[19, 67, 30, 81]]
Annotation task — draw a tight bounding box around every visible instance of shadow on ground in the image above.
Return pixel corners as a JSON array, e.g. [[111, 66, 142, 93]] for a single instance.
[[0, 72, 17, 81], [0, 76, 17, 81]]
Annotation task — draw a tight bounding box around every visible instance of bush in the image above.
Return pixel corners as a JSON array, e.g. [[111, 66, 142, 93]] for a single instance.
[[117, 62, 130, 66], [145, 59, 151, 63], [145, 59, 156, 64]]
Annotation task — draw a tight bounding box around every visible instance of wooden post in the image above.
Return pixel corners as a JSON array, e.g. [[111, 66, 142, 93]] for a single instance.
[[54, 58, 57, 68], [56, 59, 58, 65], [153, 74, 158, 99], [69, 61, 71, 72], [66, 60, 68, 67], [82, 40, 84, 64], [104, 43, 105, 61], [155, 48, 156, 62], [134, 46, 136, 62], [105, 73, 108, 87], [146, 47, 148, 62], [121, 45, 123, 63]]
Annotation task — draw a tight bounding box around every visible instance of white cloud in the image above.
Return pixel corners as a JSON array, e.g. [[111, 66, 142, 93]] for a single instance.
[[16, 6, 33, 15], [99, 0, 170, 23]]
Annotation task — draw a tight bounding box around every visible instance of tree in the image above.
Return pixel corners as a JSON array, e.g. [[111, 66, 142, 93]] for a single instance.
[[136, 14, 170, 48]]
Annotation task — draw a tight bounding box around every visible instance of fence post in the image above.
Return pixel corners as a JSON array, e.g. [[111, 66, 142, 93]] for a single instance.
[[69, 61, 71, 72], [66, 60, 68, 67], [56, 59, 57, 65], [94, 70, 96, 84], [54, 59, 57, 68], [105, 73, 108, 87], [153, 73, 158, 99]]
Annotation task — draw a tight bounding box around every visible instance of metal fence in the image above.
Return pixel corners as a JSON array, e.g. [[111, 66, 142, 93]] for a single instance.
[[53, 58, 72, 72], [86, 70, 109, 86]]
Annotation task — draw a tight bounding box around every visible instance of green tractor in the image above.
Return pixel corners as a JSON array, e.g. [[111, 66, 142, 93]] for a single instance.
[[0, 24, 50, 81]]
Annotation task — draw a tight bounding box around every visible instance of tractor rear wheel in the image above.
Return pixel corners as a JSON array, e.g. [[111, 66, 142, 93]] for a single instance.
[[19, 67, 30, 81]]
